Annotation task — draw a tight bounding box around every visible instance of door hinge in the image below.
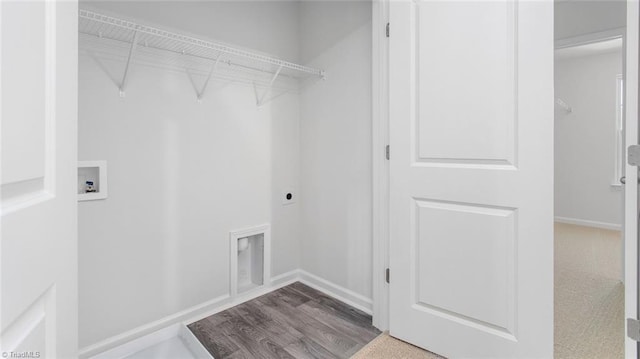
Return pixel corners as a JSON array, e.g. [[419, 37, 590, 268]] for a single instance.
[[628, 145, 640, 166], [386, 23, 390, 38], [628, 318, 640, 341], [385, 145, 390, 160], [385, 268, 390, 283]]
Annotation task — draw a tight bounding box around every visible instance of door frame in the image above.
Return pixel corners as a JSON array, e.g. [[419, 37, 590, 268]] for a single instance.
[[371, 0, 390, 331], [371, 1, 640, 356], [624, 1, 639, 356]]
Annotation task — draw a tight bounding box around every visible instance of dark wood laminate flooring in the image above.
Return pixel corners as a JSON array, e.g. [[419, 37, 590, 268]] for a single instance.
[[188, 282, 381, 359]]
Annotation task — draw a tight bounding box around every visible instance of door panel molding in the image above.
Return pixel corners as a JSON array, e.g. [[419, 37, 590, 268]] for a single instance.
[[412, 1, 518, 167], [1, 286, 56, 358], [409, 198, 517, 339], [1, 0, 57, 216]]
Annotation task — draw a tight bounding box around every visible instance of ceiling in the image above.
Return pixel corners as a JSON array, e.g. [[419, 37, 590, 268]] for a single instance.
[[554, 38, 623, 60]]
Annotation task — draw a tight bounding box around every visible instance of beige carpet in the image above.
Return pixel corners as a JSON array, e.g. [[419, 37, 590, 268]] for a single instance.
[[351, 333, 443, 359], [554, 223, 624, 359], [353, 223, 624, 359]]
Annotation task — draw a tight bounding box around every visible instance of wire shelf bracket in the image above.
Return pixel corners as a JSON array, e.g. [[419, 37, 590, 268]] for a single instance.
[[119, 30, 139, 97], [186, 55, 223, 102], [254, 64, 283, 107]]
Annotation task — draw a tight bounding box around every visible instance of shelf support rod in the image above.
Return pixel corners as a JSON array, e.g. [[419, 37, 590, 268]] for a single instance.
[[119, 30, 140, 97], [256, 64, 283, 107], [196, 55, 222, 102]]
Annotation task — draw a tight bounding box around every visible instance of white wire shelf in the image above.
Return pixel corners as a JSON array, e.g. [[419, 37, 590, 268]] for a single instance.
[[78, 9, 325, 104]]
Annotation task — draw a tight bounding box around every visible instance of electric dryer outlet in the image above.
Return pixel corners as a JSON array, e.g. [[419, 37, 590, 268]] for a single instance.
[[282, 188, 296, 205]]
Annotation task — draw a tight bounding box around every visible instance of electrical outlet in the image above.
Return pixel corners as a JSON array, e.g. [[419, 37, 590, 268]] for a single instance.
[[282, 188, 296, 205]]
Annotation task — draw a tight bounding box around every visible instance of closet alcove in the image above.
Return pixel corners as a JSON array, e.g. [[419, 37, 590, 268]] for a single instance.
[[77, 2, 373, 355]]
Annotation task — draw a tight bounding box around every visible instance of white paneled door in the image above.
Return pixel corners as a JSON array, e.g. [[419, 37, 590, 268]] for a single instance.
[[1, 1, 78, 358], [388, 1, 554, 357]]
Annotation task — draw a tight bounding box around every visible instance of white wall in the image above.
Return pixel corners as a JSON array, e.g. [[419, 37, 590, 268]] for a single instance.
[[81, 1, 300, 61], [555, 0, 625, 40], [555, 49, 623, 228], [298, 1, 373, 299], [78, 1, 301, 348], [79, 0, 374, 349]]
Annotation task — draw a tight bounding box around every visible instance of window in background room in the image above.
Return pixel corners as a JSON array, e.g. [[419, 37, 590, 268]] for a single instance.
[[614, 74, 624, 186]]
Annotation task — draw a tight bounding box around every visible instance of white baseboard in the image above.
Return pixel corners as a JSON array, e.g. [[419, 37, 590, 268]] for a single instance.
[[181, 269, 299, 325], [555, 216, 622, 231], [79, 293, 229, 359], [80, 269, 373, 358], [297, 270, 373, 315], [179, 324, 213, 359], [88, 324, 182, 359], [79, 269, 299, 358], [87, 323, 214, 359]]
